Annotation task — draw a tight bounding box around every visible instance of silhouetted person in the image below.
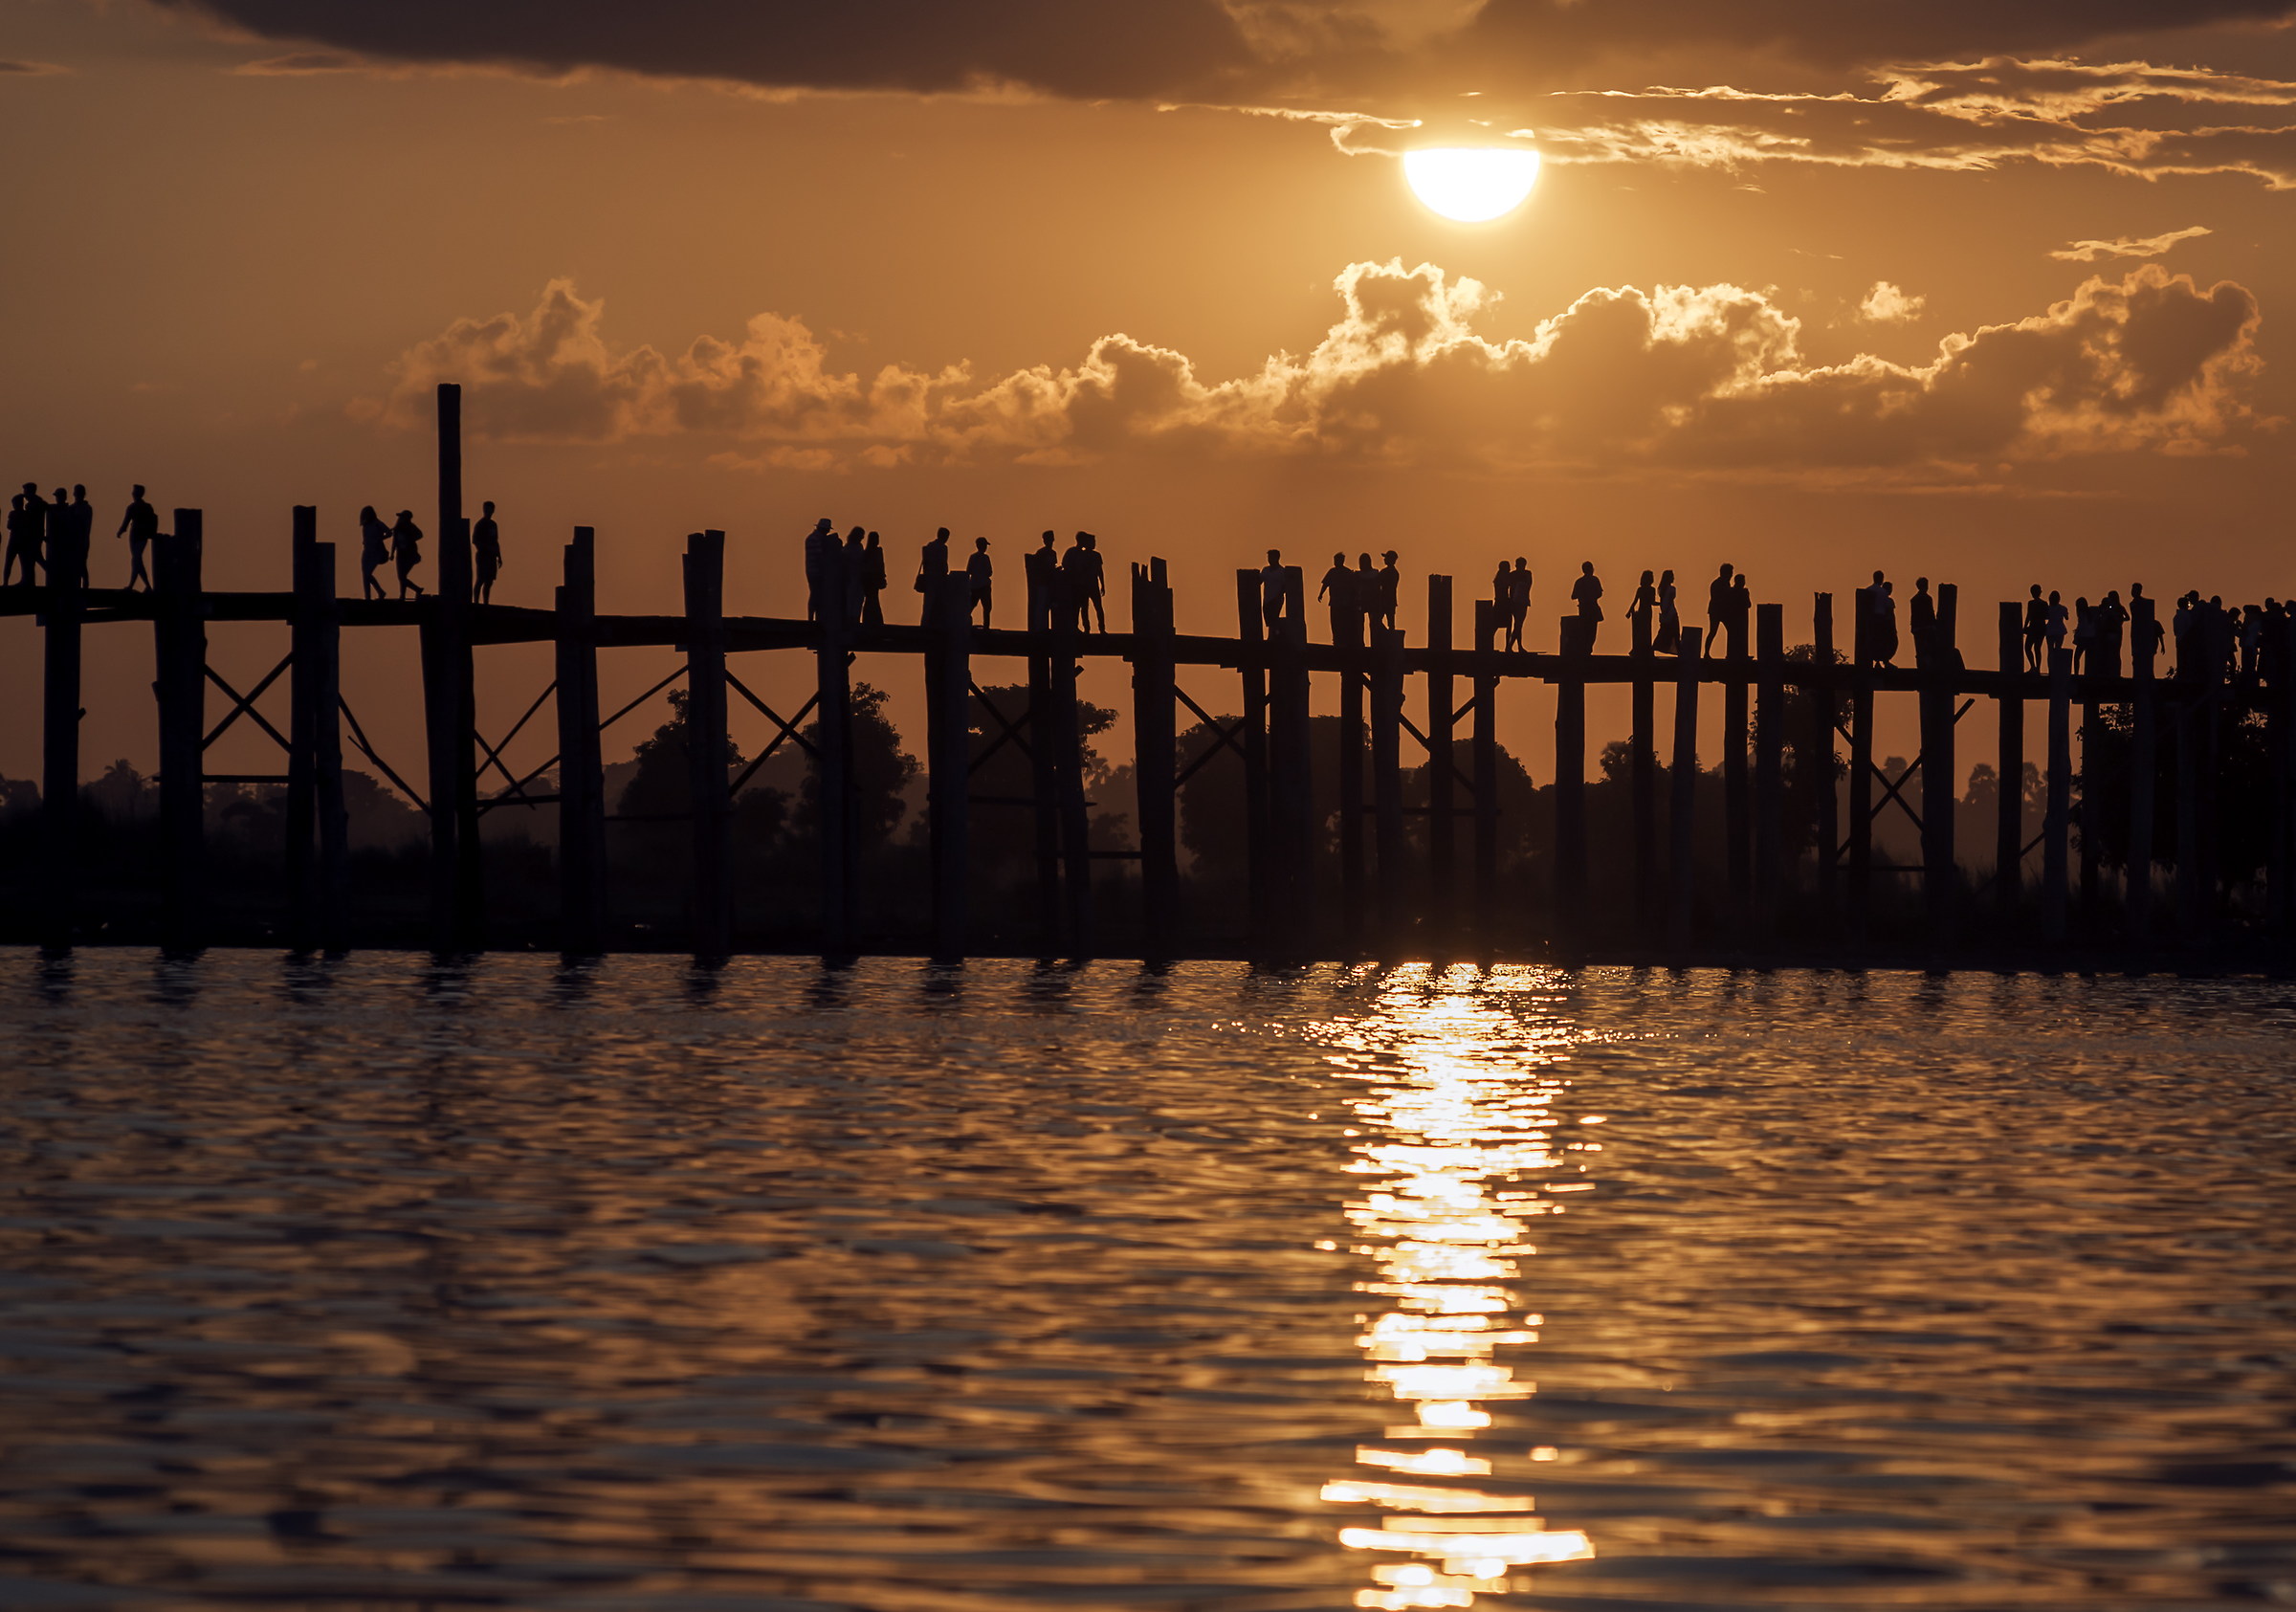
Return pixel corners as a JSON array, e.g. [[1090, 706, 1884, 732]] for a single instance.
[[2022, 585, 2046, 672], [1027, 530, 1060, 629], [390, 510, 425, 598], [840, 526, 868, 626], [2171, 591, 2196, 678], [1868, 576, 1898, 666], [967, 537, 994, 627], [1355, 553, 1378, 632], [1504, 558, 1532, 651], [1656, 567, 1679, 653], [2095, 589, 2128, 678], [1079, 530, 1106, 633], [1627, 568, 1656, 651], [861, 530, 887, 627], [1060, 532, 1096, 632], [1571, 561, 1603, 650], [3, 489, 39, 586], [1730, 574, 1752, 654], [117, 484, 157, 591], [1323, 551, 1358, 643], [1910, 577, 1936, 667], [1376, 551, 1401, 631], [916, 527, 950, 622], [472, 500, 502, 604], [2131, 583, 2163, 667], [44, 489, 71, 586], [2044, 589, 2067, 661], [1260, 548, 1287, 634], [2240, 602, 2263, 683], [2072, 596, 2094, 674], [358, 505, 390, 600], [803, 518, 834, 622], [1705, 563, 1734, 656]]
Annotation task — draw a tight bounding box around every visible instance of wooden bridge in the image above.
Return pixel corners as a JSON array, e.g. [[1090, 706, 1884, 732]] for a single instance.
[[8, 385, 2293, 962]]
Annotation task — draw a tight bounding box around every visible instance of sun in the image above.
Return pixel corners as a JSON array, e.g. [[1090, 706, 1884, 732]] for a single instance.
[[1402, 146, 1541, 224]]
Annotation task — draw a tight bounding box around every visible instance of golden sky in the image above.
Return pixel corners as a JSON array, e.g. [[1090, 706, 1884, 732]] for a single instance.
[[2, 0, 2290, 778]]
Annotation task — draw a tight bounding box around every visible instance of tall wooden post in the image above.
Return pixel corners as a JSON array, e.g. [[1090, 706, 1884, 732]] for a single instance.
[[1996, 603, 2024, 923], [1754, 603, 1784, 940], [2126, 594, 2157, 944], [555, 527, 607, 955], [1236, 570, 1271, 953], [2175, 678, 2201, 944], [1552, 615, 1588, 955], [1269, 567, 1313, 956], [2078, 661, 2103, 929], [1811, 594, 1837, 920], [155, 512, 205, 953], [1669, 628, 1703, 950], [1425, 575, 1456, 945], [288, 508, 345, 953], [1338, 589, 1367, 952], [1372, 624, 1406, 950], [927, 569, 975, 962], [817, 577, 856, 955], [1471, 599, 1499, 951], [1847, 592, 1874, 940], [684, 531, 731, 959], [1631, 601, 1658, 942], [1921, 583, 1958, 945], [1051, 563, 1094, 960], [1028, 563, 1063, 950], [2042, 645, 2073, 944], [38, 492, 84, 948], [1724, 602, 1751, 932], [430, 384, 481, 948], [1129, 560, 1176, 960], [2273, 617, 2296, 944]]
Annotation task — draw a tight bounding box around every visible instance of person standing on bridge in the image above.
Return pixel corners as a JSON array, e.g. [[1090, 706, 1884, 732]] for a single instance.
[[1504, 559, 1532, 651], [1655, 568, 1679, 653], [1327, 552, 1361, 644], [1571, 561, 1604, 651], [2022, 585, 2047, 673], [1376, 551, 1401, 632], [5, 488, 42, 586], [803, 518, 834, 622], [1627, 569, 1656, 652], [915, 527, 950, 622], [861, 530, 888, 626], [1069, 532, 1106, 633], [967, 537, 994, 628], [116, 484, 157, 591], [472, 500, 503, 604], [390, 510, 426, 599], [358, 506, 390, 600], [1260, 548, 1288, 635]]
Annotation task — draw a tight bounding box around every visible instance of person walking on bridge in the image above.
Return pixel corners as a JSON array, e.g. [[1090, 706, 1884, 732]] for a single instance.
[[117, 484, 157, 591], [390, 510, 426, 599], [358, 506, 390, 600]]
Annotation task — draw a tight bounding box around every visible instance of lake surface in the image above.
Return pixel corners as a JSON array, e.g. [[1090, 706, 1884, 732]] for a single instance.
[[2, 954, 2293, 1611]]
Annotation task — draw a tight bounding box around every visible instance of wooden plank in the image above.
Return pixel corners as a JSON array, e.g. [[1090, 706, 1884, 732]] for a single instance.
[[156, 513, 205, 952], [1996, 602, 2024, 924], [555, 527, 607, 955], [2043, 645, 2072, 944], [1554, 613, 1588, 955], [1425, 574, 1455, 945], [684, 530, 731, 959], [1669, 628, 1703, 950], [1472, 598, 1498, 951], [1754, 602, 1784, 940], [2126, 592, 2156, 944], [1128, 560, 1176, 960]]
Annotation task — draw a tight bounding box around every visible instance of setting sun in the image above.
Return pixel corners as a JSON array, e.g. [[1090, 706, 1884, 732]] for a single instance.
[[1402, 146, 1541, 222]]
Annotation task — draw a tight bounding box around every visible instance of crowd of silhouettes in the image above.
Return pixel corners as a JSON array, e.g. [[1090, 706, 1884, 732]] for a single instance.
[[804, 521, 1112, 635]]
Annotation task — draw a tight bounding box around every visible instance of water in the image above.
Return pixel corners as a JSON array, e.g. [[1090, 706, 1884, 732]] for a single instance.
[[2, 954, 2293, 1612]]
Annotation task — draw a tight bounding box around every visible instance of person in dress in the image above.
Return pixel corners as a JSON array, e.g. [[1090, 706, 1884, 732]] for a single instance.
[[862, 530, 888, 627], [1627, 569, 1656, 651], [915, 527, 951, 623], [1655, 567, 1679, 654]]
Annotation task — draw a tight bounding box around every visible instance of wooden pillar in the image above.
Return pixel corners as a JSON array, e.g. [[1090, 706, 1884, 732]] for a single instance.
[[433, 383, 480, 947], [1236, 569, 1270, 954], [1811, 594, 1837, 920], [2175, 674, 2201, 943], [1425, 575, 1456, 946], [2273, 617, 2296, 945], [38, 490, 85, 947], [817, 578, 856, 954], [1631, 602, 1658, 943], [1372, 623, 1405, 950], [926, 569, 974, 962], [1051, 563, 1093, 960], [1269, 566, 1313, 956], [2078, 660, 2103, 930], [2195, 650, 2223, 944], [1338, 593, 1367, 953], [1724, 603, 1751, 932], [1552, 615, 1588, 956], [1028, 564, 1062, 952], [1996, 603, 2024, 924], [1471, 599, 1498, 951], [2042, 645, 2073, 944], [155, 512, 205, 953], [288, 508, 345, 953], [1921, 583, 1958, 946], [554, 527, 607, 955], [684, 530, 731, 959], [1669, 628, 1703, 950], [1847, 592, 1874, 940], [2126, 594, 2157, 945], [1128, 560, 1176, 961], [1754, 603, 1784, 941]]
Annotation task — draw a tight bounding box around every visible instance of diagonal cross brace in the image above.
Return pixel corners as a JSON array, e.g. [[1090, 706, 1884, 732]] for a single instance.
[[202, 655, 294, 755]]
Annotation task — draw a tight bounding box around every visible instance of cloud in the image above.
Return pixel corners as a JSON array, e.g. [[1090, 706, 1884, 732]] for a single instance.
[[231, 51, 366, 75], [143, 0, 2296, 105], [0, 58, 67, 75], [1858, 281, 1926, 321], [2050, 224, 2213, 260], [373, 260, 2267, 479], [1523, 57, 2296, 188]]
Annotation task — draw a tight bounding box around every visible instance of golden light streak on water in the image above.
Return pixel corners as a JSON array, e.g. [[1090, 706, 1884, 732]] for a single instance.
[[1318, 968, 1597, 1610]]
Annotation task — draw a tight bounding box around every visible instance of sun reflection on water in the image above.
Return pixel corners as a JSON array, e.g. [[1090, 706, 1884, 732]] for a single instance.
[[1318, 969, 1596, 1610]]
